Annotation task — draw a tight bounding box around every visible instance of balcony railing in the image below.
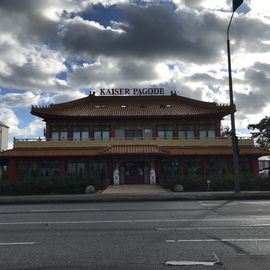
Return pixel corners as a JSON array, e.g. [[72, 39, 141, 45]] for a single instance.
[[13, 136, 254, 149]]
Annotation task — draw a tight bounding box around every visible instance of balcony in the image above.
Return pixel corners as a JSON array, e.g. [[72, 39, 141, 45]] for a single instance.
[[13, 136, 254, 149]]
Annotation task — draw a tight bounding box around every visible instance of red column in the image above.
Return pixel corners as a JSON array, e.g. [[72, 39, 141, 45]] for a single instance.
[[173, 125, 177, 139], [155, 160, 160, 177], [60, 160, 66, 177], [110, 127, 115, 138], [227, 158, 232, 174], [195, 123, 199, 138], [179, 159, 183, 177], [109, 160, 113, 179], [216, 123, 221, 137], [251, 156, 259, 175], [8, 159, 17, 180], [46, 123, 51, 140], [202, 158, 207, 178]]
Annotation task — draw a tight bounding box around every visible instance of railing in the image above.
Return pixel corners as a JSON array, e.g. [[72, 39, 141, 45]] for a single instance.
[[13, 136, 254, 149]]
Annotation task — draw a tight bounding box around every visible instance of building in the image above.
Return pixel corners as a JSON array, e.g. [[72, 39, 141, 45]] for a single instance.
[[0, 120, 9, 179], [0, 120, 9, 151], [0, 91, 268, 185]]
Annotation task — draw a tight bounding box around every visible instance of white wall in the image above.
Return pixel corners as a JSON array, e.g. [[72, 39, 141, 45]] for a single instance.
[[0, 125, 9, 151]]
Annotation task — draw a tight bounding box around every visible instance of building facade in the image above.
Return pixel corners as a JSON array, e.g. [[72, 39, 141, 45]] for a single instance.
[[0, 121, 8, 151], [0, 92, 267, 185], [0, 120, 9, 179]]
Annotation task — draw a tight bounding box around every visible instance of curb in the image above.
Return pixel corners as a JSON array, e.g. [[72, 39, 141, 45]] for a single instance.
[[1, 191, 270, 204]]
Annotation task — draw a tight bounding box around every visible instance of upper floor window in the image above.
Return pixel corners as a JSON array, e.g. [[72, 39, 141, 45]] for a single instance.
[[178, 126, 195, 139], [73, 128, 89, 141], [157, 127, 173, 139], [94, 127, 110, 140], [125, 129, 143, 139], [51, 128, 68, 141], [199, 126, 216, 139]]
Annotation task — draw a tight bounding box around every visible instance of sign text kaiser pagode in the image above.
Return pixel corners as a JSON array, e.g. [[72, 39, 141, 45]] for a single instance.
[[100, 88, 165, 96]]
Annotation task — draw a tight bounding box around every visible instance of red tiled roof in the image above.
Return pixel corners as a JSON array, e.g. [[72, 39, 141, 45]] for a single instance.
[[0, 148, 104, 157], [102, 145, 168, 155], [166, 147, 269, 156], [31, 93, 231, 119], [0, 146, 267, 158]]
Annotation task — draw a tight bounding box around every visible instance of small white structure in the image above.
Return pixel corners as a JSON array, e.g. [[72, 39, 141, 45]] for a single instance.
[[0, 121, 9, 151], [150, 168, 156, 185], [113, 168, 120, 185], [259, 156, 270, 171]]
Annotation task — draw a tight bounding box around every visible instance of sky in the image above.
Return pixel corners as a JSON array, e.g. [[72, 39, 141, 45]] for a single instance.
[[0, 0, 269, 148]]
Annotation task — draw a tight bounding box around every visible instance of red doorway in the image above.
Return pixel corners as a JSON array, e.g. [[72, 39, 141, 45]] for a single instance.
[[123, 161, 145, 184]]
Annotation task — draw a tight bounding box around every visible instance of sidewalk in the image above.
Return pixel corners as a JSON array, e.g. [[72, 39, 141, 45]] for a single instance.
[[0, 187, 270, 204]]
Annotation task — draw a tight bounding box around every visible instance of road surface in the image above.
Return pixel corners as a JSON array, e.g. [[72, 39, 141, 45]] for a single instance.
[[0, 200, 270, 269]]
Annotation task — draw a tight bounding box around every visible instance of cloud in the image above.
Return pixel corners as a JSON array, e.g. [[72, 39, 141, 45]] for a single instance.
[[0, 0, 269, 145], [60, 4, 226, 63]]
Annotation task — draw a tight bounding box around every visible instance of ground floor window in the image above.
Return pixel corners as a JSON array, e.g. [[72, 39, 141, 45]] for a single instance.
[[67, 162, 87, 177], [183, 159, 202, 176], [90, 161, 108, 179], [18, 161, 39, 178], [0, 165, 8, 179], [40, 161, 60, 177], [161, 159, 179, 177], [239, 158, 252, 175], [206, 159, 228, 176]]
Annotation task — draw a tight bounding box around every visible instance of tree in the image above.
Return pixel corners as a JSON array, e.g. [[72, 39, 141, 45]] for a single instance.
[[221, 125, 231, 137], [248, 116, 270, 149]]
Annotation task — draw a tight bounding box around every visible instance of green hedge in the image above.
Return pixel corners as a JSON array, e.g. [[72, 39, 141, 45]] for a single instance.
[[162, 174, 270, 192], [0, 176, 100, 195]]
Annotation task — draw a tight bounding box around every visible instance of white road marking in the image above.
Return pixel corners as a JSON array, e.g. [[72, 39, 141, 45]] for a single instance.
[[29, 208, 99, 213], [199, 203, 223, 207], [166, 239, 270, 243], [240, 201, 270, 205], [156, 224, 270, 230], [164, 260, 217, 266], [0, 242, 35, 246], [0, 217, 270, 226]]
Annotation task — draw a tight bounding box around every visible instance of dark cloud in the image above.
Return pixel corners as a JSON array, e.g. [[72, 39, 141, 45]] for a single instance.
[[244, 62, 270, 90], [60, 4, 225, 63], [235, 62, 270, 114], [231, 16, 270, 53]]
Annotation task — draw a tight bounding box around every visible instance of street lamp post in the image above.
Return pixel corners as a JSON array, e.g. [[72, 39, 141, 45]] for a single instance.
[[227, 0, 243, 193]]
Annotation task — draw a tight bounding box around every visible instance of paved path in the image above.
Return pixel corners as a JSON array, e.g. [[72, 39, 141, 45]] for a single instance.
[[102, 184, 170, 194]]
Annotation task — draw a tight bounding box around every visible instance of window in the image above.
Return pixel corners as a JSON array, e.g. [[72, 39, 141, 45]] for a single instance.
[[73, 128, 89, 141], [157, 127, 173, 139], [199, 126, 216, 139], [161, 160, 179, 177], [160, 104, 172, 108], [18, 160, 38, 178], [183, 159, 202, 176], [40, 161, 60, 177], [125, 129, 143, 139], [206, 159, 227, 176], [94, 127, 110, 140], [51, 128, 68, 141], [67, 162, 86, 177], [90, 161, 108, 179], [178, 126, 195, 139], [239, 158, 251, 175]]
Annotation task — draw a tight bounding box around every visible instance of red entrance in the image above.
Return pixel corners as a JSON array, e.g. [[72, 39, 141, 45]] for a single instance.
[[123, 161, 145, 184]]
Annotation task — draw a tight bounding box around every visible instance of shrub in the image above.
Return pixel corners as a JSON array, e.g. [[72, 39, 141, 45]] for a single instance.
[[0, 176, 97, 195]]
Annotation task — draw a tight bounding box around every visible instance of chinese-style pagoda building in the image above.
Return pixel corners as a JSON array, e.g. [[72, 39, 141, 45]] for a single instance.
[[0, 90, 267, 186]]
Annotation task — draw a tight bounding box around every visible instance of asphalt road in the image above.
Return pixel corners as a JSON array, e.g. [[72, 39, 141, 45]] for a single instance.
[[0, 200, 270, 269]]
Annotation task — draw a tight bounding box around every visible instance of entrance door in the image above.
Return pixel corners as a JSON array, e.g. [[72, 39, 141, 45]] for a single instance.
[[124, 161, 145, 184]]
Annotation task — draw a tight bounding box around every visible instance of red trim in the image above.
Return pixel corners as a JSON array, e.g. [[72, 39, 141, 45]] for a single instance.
[[251, 157, 259, 175], [60, 160, 66, 177], [202, 159, 207, 178], [227, 158, 232, 174], [8, 159, 17, 180]]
